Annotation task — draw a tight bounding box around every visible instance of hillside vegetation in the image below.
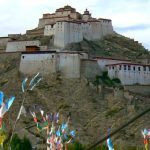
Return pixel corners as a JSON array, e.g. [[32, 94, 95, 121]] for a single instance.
[[1, 33, 150, 149], [0, 53, 150, 150], [67, 33, 150, 61]]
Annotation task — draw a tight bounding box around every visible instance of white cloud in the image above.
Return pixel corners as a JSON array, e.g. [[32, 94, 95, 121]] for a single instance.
[[112, 12, 150, 28], [118, 27, 150, 50]]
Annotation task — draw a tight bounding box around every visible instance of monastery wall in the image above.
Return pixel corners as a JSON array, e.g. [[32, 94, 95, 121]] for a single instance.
[[58, 52, 88, 78], [19, 51, 88, 78], [38, 16, 70, 28], [58, 53, 81, 78], [70, 12, 80, 19], [81, 23, 91, 40], [6, 40, 40, 52], [107, 64, 150, 85], [81, 59, 102, 79], [26, 5, 114, 48], [43, 13, 55, 18], [44, 24, 55, 36], [19, 52, 57, 75], [55, 11, 71, 17], [54, 22, 66, 48], [97, 57, 130, 70], [38, 18, 55, 28], [82, 14, 90, 21], [100, 19, 113, 36], [54, 21, 83, 48], [44, 19, 113, 48], [89, 21, 102, 40]]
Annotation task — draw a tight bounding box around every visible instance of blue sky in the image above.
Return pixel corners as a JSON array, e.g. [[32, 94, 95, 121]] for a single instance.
[[0, 0, 150, 50]]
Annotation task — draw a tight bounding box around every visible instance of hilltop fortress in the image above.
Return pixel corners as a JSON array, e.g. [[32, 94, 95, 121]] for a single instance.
[[26, 5, 113, 48], [0, 5, 150, 85]]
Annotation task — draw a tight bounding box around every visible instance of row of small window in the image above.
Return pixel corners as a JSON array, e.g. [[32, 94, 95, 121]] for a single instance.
[[81, 22, 89, 24], [45, 29, 55, 31], [22, 55, 55, 59], [45, 27, 54, 29], [57, 22, 63, 25], [109, 65, 150, 71], [101, 20, 111, 23]]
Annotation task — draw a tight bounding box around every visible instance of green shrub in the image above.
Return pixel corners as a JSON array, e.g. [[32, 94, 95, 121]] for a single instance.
[[10, 134, 32, 150], [105, 107, 123, 117], [0, 79, 8, 87], [94, 71, 122, 88], [22, 136, 32, 150], [68, 141, 85, 150]]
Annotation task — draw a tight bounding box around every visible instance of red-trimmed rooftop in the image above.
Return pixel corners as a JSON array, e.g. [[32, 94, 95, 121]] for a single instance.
[[106, 63, 150, 67], [95, 56, 131, 61]]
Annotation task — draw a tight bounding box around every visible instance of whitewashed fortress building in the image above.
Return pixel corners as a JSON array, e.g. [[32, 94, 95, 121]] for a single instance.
[[26, 5, 113, 48]]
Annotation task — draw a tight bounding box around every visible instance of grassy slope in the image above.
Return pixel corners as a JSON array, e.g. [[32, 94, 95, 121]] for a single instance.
[[1, 34, 150, 149], [67, 33, 150, 61], [0, 54, 150, 149]]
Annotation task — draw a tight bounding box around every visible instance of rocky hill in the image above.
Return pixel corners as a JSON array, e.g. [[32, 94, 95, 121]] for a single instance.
[[66, 33, 150, 62], [1, 33, 150, 149]]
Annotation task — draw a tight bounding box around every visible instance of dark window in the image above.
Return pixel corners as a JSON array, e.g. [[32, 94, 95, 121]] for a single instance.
[[22, 56, 25, 59], [143, 66, 146, 71], [52, 55, 55, 58], [124, 65, 126, 70], [138, 67, 141, 71], [149, 67, 150, 71], [128, 65, 131, 70], [119, 65, 121, 70], [112, 66, 114, 69], [133, 66, 135, 71]]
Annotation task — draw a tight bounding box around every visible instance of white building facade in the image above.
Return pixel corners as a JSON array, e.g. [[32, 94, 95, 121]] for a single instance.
[[19, 51, 58, 75], [58, 52, 88, 78], [38, 5, 114, 48], [44, 19, 113, 48], [106, 63, 150, 85], [6, 40, 40, 52], [96, 57, 131, 70], [19, 51, 88, 78]]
